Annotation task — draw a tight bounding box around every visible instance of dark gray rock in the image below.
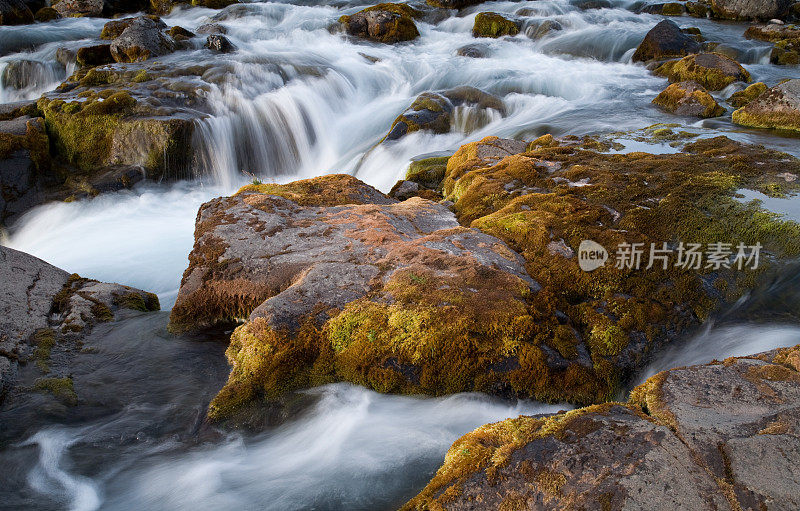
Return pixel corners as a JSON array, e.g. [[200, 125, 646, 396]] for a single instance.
[[110, 16, 176, 63], [632, 19, 703, 62], [0, 0, 33, 25]]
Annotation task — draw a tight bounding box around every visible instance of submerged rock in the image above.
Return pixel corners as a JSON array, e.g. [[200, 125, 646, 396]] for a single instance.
[[472, 12, 520, 38], [0, 245, 159, 405], [655, 52, 751, 90], [403, 345, 800, 510], [339, 3, 421, 44], [172, 136, 800, 420], [527, 19, 563, 40], [652, 81, 725, 117], [732, 78, 800, 132], [632, 20, 702, 63], [456, 43, 489, 58]]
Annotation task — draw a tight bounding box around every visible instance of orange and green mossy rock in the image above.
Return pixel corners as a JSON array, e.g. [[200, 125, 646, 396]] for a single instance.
[[440, 135, 800, 410], [652, 81, 725, 118], [339, 4, 420, 44], [405, 156, 450, 189], [472, 12, 520, 38], [727, 81, 767, 108], [655, 53, 751, 91], [0, 116, 50, 171], [732, 79, 800, 132], [404, 344, 800, 510]]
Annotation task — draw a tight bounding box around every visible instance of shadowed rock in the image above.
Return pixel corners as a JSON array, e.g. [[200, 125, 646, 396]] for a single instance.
[[632, 20, 702, 63]]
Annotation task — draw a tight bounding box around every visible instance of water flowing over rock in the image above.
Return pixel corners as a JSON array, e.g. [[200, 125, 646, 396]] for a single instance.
[[0, 245, 159, 404], [385, 87, 506, 141], [403, 344, 800, 510], [745, 23, 800, 65], [655, 52, 751, 90], [632, 20, 702, 62], [732, 78, 800, 132], [652, 80, 726, 117]]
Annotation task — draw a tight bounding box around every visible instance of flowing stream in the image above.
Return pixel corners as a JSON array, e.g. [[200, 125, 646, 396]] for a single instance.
[[2, 0, 800, 509]]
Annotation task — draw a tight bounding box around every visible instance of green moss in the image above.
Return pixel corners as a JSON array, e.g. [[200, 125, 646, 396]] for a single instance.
[[115, 291, 160, 312], [405, 156, 450, 189], [132, 70, 151, 83], [235, 173, 384, 207], [33, 329, 56, 373], [472, 12, 520, 38], [34, 377, 77, 405]]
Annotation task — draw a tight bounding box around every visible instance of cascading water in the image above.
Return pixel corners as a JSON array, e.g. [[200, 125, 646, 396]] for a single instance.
[[2, 0, 800, 509]]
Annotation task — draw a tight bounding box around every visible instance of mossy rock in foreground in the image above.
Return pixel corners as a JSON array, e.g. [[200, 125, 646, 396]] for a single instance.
[[403, 344, 800, 510], [174, 134, 800, 422], [732, 79, 800, 133], [652, 81, 725, 118]]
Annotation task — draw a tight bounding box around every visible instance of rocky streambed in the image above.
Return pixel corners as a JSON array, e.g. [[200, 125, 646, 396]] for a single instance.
[[2, 0, 800, 508]]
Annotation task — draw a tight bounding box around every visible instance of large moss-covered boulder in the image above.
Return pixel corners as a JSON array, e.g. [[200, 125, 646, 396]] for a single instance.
[[0, 0, 33, 24], [404, 345, 800, 510], [110, 16, 176, 63], [339, 3, 420, 44], [656, 53, 751, 91], [732, 78, 800, 132], [169, 174, 545, 420], [652, 81, 725, 117], [173, 135, 800, 421], [472, 12, 520, 38], [711, 0, 792, 19], [632, 19, 702, 63]]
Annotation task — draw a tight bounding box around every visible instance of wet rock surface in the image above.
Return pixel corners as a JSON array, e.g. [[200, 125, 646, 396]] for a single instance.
[[0, 245, 160, 408], [655, 52, 751, 90], [404, 345, 800, 510]]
